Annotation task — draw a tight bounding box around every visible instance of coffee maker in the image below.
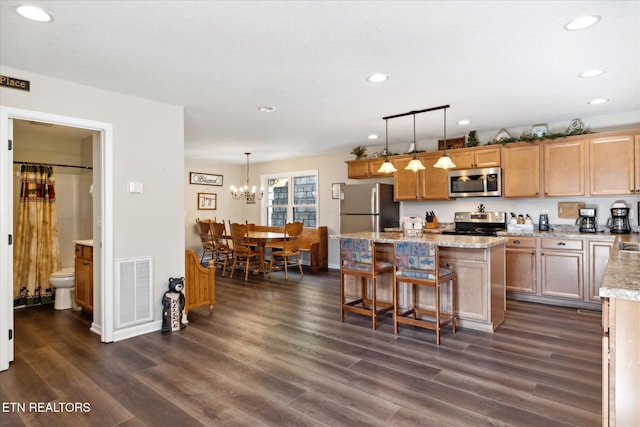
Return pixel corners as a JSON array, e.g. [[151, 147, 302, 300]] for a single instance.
[[576, 207, 597, 233], [607, 202, 631, 234]]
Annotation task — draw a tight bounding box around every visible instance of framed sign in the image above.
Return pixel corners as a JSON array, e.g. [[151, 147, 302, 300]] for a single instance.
[[332, 183, 343, 199], [190, 172, 223, 186], [197, 193, 217, 210]]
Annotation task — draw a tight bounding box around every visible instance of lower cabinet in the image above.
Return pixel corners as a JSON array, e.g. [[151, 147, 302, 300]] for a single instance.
[[505, 237, 537, 294], [74, 244, 93, 314], [589, 240, 614, 301], [540, 237, 584, 300], [440, 244, 505, 333]]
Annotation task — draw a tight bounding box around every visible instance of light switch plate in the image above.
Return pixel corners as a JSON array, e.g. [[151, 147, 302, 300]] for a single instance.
[[128, 181, 143, 194]]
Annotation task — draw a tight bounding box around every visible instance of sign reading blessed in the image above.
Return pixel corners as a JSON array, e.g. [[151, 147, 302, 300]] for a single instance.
[[0, 75, 30, 91], [190, 172, 223, 186]]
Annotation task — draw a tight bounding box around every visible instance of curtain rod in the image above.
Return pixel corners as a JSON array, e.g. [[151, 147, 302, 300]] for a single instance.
[[382, 104, 450, 120], [14, 161, 93, 170]]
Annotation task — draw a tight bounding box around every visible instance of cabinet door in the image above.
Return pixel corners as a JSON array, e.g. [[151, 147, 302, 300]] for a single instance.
[[635, 135, 640, 193], [368, 158, 387, 177], [441, 258, 489, 322], [473, 147, 501, 167], [449, 150, 475, 169], [502, 144, 541, 197], [74, 256, 92, 311], [589, 135, 635, 195], [540, 250, 584, 299], [506, 247, 536, 293], [392, 156, 420, 201], [544, 140, 585, 196], [589, 240, 613, 301], [419, 152, 450, 200], [346, 160, 370, 179]]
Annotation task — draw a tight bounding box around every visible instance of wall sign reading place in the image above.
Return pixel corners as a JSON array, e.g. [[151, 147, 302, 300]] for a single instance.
[[0, 75, 30, 91]]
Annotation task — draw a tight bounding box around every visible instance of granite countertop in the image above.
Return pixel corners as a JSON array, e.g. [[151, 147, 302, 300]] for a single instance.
[[332, 231, 507, 249], [73, 239, 93, 247], [599, 233, 640, 302]]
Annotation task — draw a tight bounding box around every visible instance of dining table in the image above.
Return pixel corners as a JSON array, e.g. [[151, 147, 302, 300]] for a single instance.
[[245, 230, 287, 273]]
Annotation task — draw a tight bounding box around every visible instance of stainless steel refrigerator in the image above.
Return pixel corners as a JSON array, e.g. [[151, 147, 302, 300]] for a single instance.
[[339, 183, 399, 233]]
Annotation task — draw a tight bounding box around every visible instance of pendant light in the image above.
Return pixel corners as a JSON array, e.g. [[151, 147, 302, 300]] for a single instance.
[[230, 153, 264, 203], [405, 114, 426, 172], [377, 118, 397, 173], [433, 107, 457, 169]]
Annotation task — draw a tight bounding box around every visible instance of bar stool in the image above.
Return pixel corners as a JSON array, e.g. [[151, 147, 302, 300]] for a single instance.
[[393, 241, 456, 345], [340, 238, 394, 329]]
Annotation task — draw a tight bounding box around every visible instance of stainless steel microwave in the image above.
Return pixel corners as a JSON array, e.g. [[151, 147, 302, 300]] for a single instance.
[[448, 167, 502, 198]]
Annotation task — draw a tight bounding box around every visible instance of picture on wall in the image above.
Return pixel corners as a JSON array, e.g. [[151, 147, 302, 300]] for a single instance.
[[197, 193, 217, 210], [190, 172, 223, 186]]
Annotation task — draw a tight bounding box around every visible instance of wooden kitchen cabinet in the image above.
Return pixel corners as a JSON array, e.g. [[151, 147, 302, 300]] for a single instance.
[[602, 297, 640, 426], [588, 240, 613, 302], [449, 146, 501, 169], [440, 244, 505, 333], [502, 143, 541, 198], [505, 237, 537, 294], [543, 139, 585, 196], [74, 243, 93, 314], [589, 134, 636, 195], [391, 155, 420, 200], [346, 158, 387, 179], [540, 238, 584, 300], [419, 152, 450, 200]]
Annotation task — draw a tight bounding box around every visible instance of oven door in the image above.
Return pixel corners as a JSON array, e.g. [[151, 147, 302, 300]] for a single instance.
[[448, 167, 501, 197]]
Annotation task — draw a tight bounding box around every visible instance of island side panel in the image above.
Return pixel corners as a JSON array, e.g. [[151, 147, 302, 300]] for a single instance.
[[490, 243, 506, 329]]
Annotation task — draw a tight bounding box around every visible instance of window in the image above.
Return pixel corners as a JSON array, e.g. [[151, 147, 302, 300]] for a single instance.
[[263, 170, 318, 227]]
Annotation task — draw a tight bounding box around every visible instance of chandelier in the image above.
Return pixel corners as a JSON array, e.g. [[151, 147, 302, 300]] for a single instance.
[[230, 152, 264, 203]]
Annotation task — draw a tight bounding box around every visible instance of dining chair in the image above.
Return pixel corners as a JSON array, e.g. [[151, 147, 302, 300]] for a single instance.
[[195, 218, 215, 263], [210, 220, 233, 277], [393, 241, 456, 345], [340, 238, 394, 329], [269, 221, 304, 279], [228, 222, 264, 281]]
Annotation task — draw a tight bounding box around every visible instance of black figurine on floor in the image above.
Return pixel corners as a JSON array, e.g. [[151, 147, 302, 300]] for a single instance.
[[161, 277, 186, 334]]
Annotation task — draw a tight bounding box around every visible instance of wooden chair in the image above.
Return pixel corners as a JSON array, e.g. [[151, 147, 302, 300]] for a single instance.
[[393, 241, 456, 345], [229, 222, 265, 281], [269, 221, 304, 279], [340, 238, 394, 329], [184, 250, 216, 317], [195, 218, 215, 263], [210, 220, 233, 276]]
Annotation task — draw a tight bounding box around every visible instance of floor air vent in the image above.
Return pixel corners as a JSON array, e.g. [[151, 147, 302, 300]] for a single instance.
[[115, 257, 153, 328]]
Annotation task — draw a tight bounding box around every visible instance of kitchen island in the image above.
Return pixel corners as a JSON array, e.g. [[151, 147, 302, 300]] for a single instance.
[[333, 232, 507, 333]]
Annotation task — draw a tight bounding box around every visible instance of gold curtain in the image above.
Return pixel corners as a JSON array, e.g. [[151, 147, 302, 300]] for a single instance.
[[13, 165, 62, 305]]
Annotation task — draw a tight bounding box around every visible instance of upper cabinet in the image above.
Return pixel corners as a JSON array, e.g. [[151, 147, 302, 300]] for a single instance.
[[449, 146, 501, 169], [346, 158, 387, 179], [502, 144, 541, 198], [391, 153, 451, 201], [543, 139, 585, 197], [589, 134, 638, 195]]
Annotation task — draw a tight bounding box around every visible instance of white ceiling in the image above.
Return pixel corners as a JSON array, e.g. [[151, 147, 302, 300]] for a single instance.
[[1, 1, 639, 164]]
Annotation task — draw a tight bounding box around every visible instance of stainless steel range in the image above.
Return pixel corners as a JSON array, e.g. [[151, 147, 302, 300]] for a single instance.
[[441, 212, 507, 236]]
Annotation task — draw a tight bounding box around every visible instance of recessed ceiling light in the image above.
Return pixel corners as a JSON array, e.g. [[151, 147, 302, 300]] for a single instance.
[[16, 5, 53, 22], [579, 69, 605, 78], [367, 74, 388, 83], [257, 106, 276, 113], [565, 15, 600, 31], [367, 134, 378, 140], [457, 119, 472, 126], [588, 98, 610, 105]]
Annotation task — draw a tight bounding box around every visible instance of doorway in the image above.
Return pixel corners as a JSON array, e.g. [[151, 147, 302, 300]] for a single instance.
[[0, 106, 114, 371]]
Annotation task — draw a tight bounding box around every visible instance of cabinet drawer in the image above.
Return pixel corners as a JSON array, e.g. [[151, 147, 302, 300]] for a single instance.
[[75, 244, 93, 259], [506, 237, 536, 249], [541, 238, 583, 251]]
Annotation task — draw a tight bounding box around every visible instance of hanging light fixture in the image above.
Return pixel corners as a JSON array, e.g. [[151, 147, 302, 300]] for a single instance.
[[377, 118, 397, 173], [230, 152, 264, 203], [405, 114, 426, 172], [433, 107, 457, 169]]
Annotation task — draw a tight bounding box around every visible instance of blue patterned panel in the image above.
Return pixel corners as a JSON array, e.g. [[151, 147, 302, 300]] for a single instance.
[[394, 241, 436, 270], [396, 267, 454, 280], [341, 238, 373, 265]]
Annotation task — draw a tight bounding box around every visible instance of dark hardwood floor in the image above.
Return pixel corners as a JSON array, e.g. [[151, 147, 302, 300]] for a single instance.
[[1, 270, 603, 426]]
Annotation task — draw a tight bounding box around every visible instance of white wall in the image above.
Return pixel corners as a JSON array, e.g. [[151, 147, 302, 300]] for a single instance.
[[1, 66, 185, 333]]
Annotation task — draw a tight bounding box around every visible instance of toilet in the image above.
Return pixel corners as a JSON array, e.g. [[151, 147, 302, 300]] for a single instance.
[[50, 268, 75, 310]]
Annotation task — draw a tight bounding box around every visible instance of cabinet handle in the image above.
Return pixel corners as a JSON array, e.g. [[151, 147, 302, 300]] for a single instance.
[[83, 261, 89, 266], [513, 240, 521, 244], [557, 242, 566, 246]]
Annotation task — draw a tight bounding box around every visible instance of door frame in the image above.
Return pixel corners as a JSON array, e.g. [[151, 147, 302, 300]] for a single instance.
[[0, 106, 114, 371]]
